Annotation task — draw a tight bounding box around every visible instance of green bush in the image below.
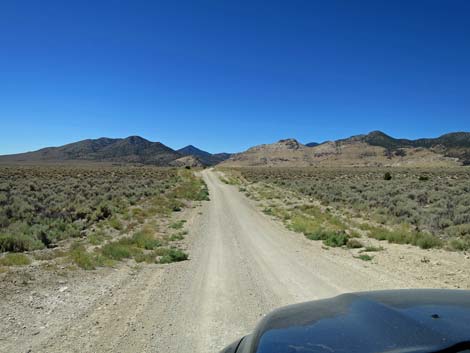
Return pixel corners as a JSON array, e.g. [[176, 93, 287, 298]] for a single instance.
[[69, 244, 96, 270], [156, 248, 188, 263], [290, 214, 321, 235], [414, 232, 442, 249], [449, 237, 470, 251], [170, 220, 186, 230], [169, 232, 185, 241], [134, 252, 157, 263], [0, 253, 31, 266], [131, 231, 161, 250], [322, 231, 349, 247], [368, 226, 441, 249], [101, 242, 134, 260], [88, 230, 109, 245], [356, 254, 374, 261], [108, 216, 123, 231], [0, 232, 44, 252]]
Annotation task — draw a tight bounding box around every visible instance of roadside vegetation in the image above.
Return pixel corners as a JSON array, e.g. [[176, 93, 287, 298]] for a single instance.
[[0, 165, 208, 269], [221, 167, 470, 252]]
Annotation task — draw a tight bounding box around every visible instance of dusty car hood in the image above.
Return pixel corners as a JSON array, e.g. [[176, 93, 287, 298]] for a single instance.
[[238, 289, 470, 353]]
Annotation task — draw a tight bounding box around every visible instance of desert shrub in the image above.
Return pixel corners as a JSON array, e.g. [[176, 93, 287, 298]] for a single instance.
[[356, 254, 374, 261], [413, 232, 442, 249], [321, 231, 349, 247], [108, 216, 123, 231], [290, 214, 322, 235], [169, 232, 185, 241], [134, 252, 157, 263], [88, 230, 109, 245], [395, 149, 407, 157], [446, 224, 470, 237], [169, 220, 186, 230], [263, 207, 274, 216], [131, 230, 161, 250], [91, 202, 113, 222], [100, 242, 134, 260], [221, 176, 239, 185], [0, 232, 43, 252], [0, 253, 31, 266], [383, 172, 392, 180], [448, 237, 470, 251], [69, 244, 96, 270], [156, 248, 188, 263], [346, 238, 363, 249], [368, 226, 441, 249]]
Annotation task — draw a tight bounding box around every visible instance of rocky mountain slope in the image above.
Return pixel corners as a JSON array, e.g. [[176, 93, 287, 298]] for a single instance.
[[341, 131, 470, 164], [223, 131, 470, 167]]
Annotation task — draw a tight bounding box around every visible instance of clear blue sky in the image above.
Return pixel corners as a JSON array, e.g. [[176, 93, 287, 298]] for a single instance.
[[1, 0, 469, 154]]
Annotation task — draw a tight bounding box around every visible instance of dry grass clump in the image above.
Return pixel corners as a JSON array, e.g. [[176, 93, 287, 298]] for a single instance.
[[346, 238, 364, 249]]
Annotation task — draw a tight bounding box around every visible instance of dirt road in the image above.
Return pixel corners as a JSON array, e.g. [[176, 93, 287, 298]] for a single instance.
[[9, 170, 441, 353]]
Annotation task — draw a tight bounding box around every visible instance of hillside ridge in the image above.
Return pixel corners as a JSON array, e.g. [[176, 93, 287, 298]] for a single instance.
[[223, 131, 470, 167], [0, 137, 231, 166]]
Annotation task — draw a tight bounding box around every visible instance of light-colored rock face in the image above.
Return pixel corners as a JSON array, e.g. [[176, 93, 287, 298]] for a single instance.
[[248, 138, 303, 153], [310, 141, 338, 157], [222, 139, 461, 167], [169, 155, 203, 167]]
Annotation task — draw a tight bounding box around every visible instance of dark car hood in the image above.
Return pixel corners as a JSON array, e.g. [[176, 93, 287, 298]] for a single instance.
[[241, 289, 470, 353]]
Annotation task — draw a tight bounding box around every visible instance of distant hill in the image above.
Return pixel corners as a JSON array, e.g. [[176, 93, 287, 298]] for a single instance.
[[340, 131, 470, 164], [0, 136, 233, 167], [340, 131, 470, 149], [0, 136, 182, 166], [177, 145, 231, 166], [305, 142, 319, 147], [222, 131, 470, 167]]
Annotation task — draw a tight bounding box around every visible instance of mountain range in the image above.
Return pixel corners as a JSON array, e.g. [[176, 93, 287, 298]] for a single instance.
[[222, 131, 470, 167], [1, 131, 469, 167], [0, 136, 231, 167]]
